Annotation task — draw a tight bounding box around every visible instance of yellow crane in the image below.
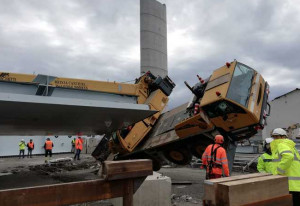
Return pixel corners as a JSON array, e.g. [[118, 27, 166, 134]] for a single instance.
[[93, 60, 270, 170]]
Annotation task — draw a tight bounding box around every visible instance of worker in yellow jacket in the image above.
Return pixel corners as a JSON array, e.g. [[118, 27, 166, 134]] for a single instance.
[[19, 139, 26, 159], [271, 128, 300, 205], [257, 138, 274, 173]]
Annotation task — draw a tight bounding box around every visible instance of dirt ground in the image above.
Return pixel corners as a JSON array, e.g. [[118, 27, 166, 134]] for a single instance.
[[0, 154, 249, 206], [0, 154, 101, 190]]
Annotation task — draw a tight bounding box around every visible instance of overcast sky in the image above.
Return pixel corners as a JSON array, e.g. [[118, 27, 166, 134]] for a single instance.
[[0, 0, 299, 109]]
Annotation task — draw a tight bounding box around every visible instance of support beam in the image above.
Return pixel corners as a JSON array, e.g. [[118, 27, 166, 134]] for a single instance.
[[123, 179, 134, 206], [0, 179, 124, 206], [103, 159, 153, 181], [241, 194, 293, 206], [0, 160, 153, 206]]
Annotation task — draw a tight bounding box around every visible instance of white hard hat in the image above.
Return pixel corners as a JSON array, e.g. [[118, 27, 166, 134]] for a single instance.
[[21, 139, 24, 141], [272, 128, 287, 137], [265, 137, 274, 144]]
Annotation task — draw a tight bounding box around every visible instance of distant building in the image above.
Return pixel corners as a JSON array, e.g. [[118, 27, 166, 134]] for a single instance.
[[263, 88, 300, 139]]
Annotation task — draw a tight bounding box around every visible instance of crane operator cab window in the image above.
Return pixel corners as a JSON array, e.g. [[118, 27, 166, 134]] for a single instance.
[[226, 63, 255, 107]]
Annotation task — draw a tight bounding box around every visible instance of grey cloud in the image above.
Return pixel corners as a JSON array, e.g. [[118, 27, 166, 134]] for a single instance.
[[0, 0, 299, 109]]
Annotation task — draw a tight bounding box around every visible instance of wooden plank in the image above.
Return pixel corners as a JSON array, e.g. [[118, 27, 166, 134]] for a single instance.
[[103, 159, 153, 181], [216, 175, 289, 206], [0, 179, 127, 206], [204, 173, 271, 184], [123, 179, 134, 206], [0, 160, 153, 206], [203, 173, 271, 205], [241, 194, 293, 206]]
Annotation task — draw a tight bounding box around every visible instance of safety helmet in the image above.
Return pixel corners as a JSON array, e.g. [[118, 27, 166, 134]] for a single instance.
[[21, 139, 24, 141], [272, 128, 287, 137], [214, 135, 224, 144], [265, 137, 274, 144], [264, 137, 273, 154]]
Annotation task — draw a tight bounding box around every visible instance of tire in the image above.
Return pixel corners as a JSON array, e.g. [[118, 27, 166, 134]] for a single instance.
[[191, 143, 208, 158], [152, 158, 162, 171], [134, 153, 162, 171], [163, 147, 192, 165]]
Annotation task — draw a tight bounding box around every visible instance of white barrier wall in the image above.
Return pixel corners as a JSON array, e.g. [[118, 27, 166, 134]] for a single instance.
[[0, 136, 74, 156], [0, 136, 102, 156]]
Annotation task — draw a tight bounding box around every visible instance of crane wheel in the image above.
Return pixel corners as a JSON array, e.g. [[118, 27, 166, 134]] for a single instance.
[[191, 143, 207, 159], [152, 158, 162, 171], [163, 147, 192, 165], [136, 153, 161, 171]]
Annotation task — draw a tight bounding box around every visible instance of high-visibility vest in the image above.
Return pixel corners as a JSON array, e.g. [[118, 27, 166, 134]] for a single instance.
[[257, 153, 273, 173], [75, 138, 83, 150], [72, 139, 75, 145], [45, 140, 53, 150], [271, 139, 300, 192], [27, 142, 34, 149], [202, 144, 229, 176], [19, 141, 26, 150]]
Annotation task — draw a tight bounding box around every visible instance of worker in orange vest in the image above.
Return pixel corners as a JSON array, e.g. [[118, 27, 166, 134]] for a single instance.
[[201, 135, 230, 179], [27, 139, 34, 158], [44, 137, 54, 163], [74, 136, 83, 160]]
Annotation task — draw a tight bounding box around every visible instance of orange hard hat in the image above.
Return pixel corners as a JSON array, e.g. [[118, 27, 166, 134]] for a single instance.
[[214, 135, 224, 144]]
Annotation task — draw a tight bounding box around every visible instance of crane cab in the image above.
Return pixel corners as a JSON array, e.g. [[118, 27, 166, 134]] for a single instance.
[[200, 60, 269, 140]]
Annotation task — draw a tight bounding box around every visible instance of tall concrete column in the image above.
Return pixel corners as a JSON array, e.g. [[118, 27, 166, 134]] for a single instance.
[[140, 0, 168, 78]]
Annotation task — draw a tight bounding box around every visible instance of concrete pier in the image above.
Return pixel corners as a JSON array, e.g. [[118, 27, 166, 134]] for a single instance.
[[109, 172, 171, 206]]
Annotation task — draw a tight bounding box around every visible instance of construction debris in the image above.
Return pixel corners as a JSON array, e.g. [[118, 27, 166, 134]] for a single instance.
[[48, 157, 73, 163], [171, 194, 199, 205], [28, 159, 100, 176]]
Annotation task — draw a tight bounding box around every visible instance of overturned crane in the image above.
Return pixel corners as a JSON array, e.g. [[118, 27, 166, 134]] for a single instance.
[[92, 60, 270, 171]]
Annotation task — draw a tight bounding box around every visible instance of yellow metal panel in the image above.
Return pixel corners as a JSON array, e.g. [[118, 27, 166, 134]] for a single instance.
[[0, 72, 36, 82], [117, 90, 169, 152], [118, 122, 152, 152], [145, 90, 168, 111], [200, 85, 227, 107], [200, 61, 236, 107], [175, 111, 214, 138], [209, 61, 236, 81], [0, 72, 142, 96], [51, 77, 139, 96], [209, 112, 257, 132], [247, 73, 265, 122], [136, 76, 151, 104]]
